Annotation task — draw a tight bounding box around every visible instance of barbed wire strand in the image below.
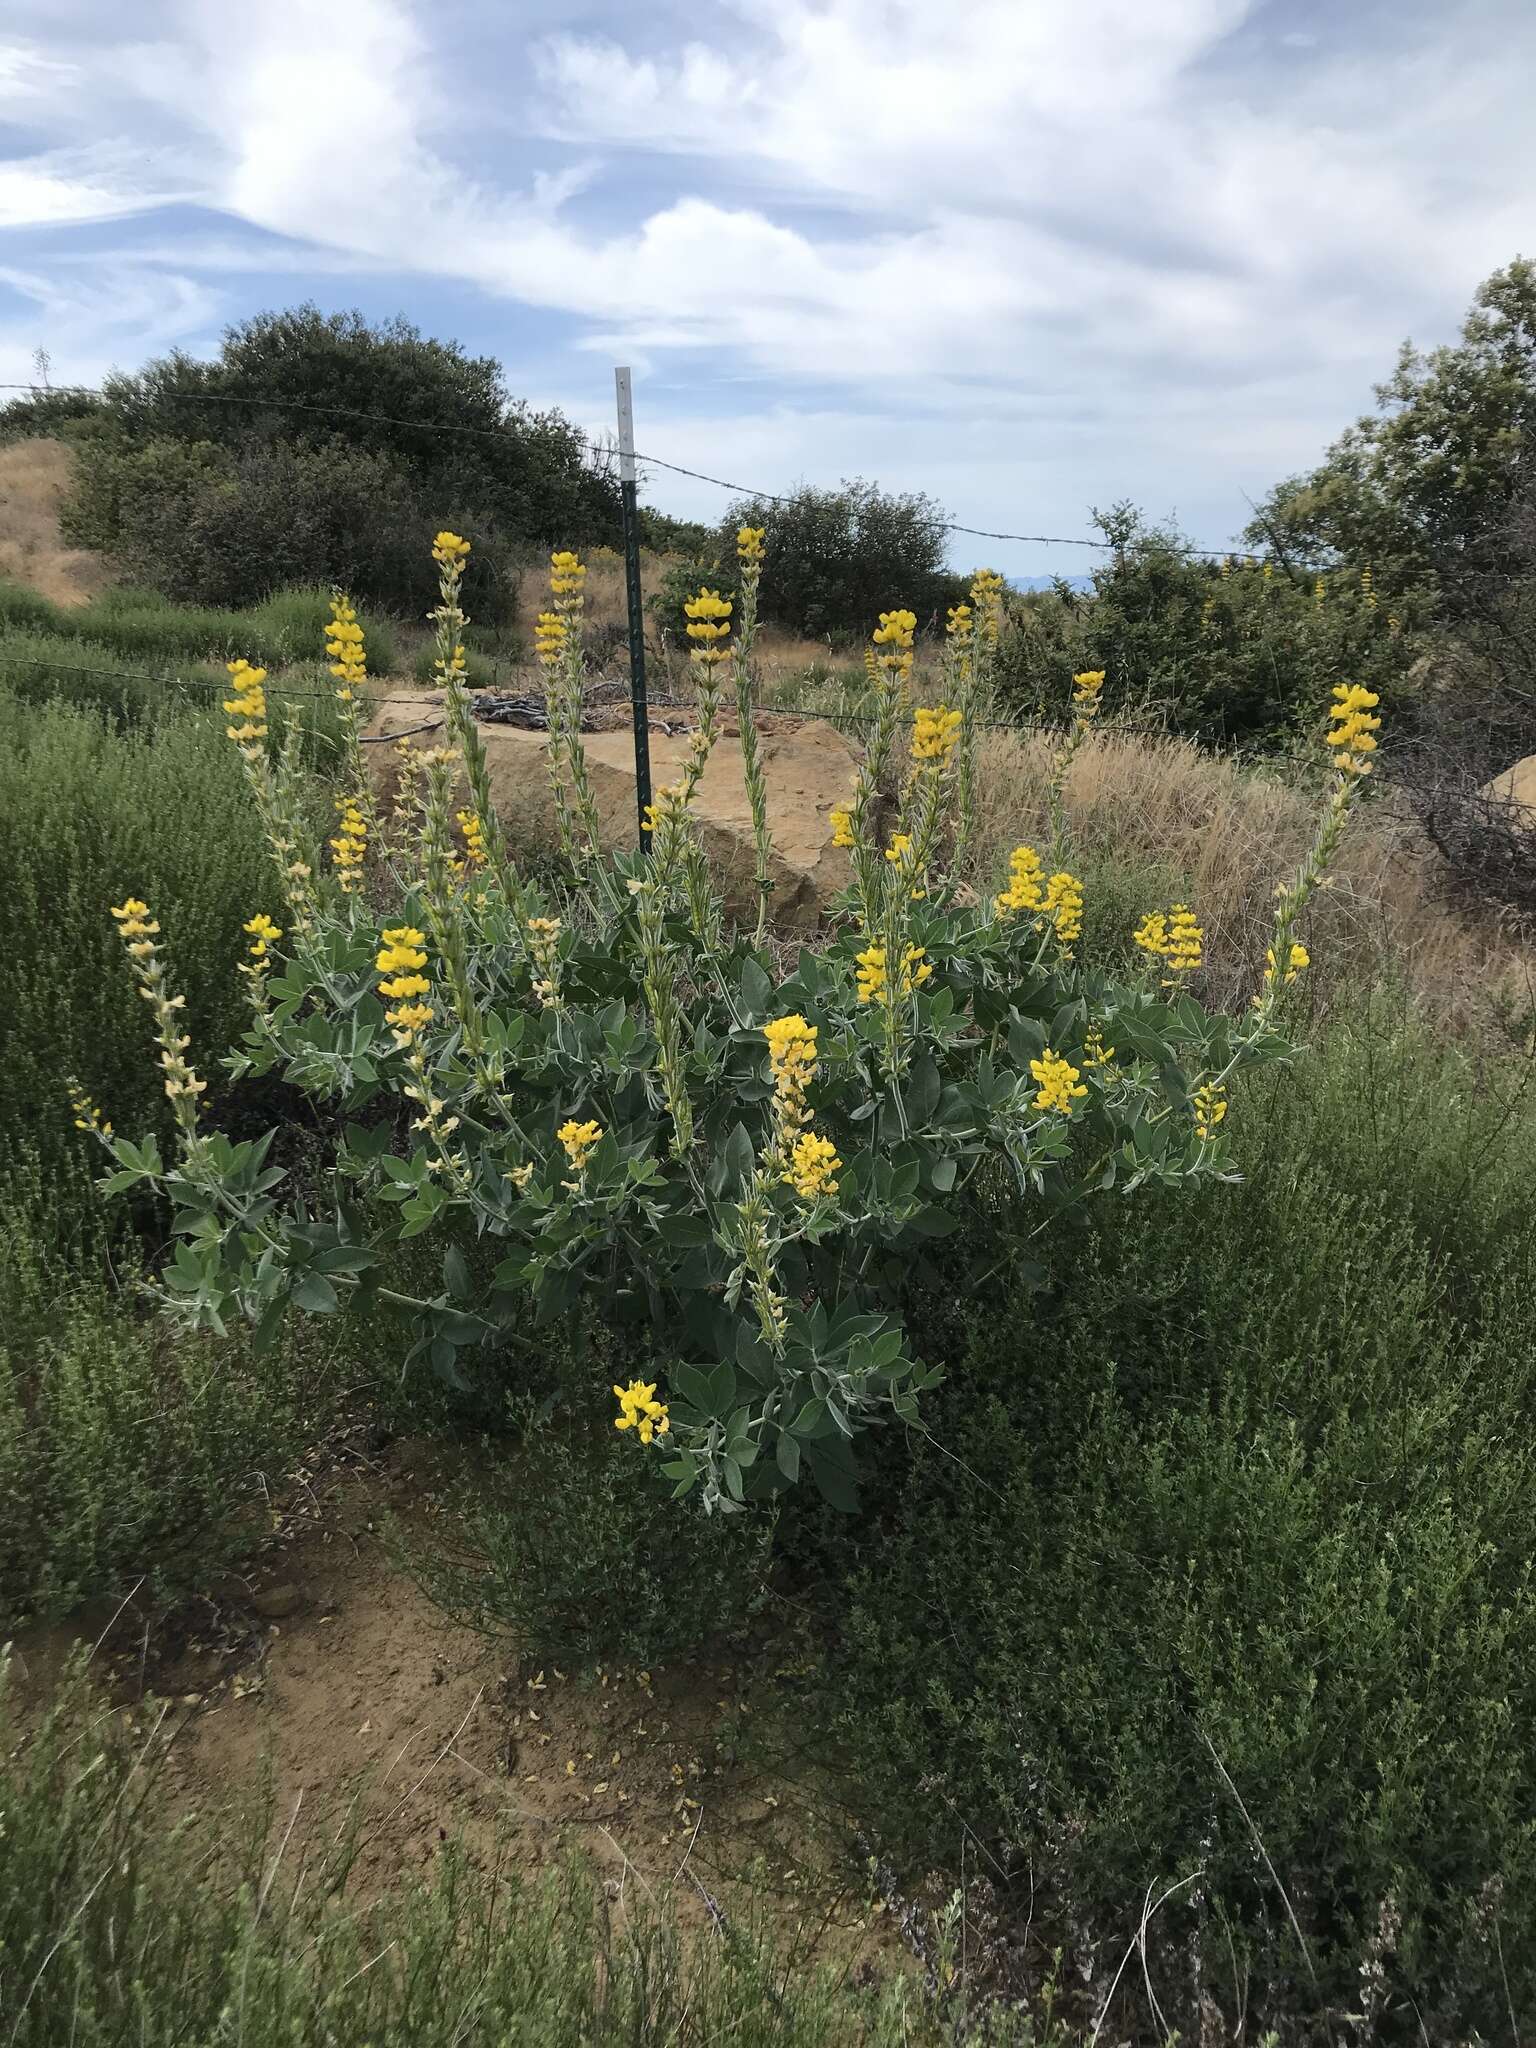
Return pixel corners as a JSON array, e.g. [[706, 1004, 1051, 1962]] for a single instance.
[[0, 380, 1276, 562]]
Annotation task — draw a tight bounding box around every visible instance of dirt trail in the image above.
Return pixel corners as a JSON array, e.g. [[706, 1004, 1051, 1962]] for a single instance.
[[0, 436, 110, 605], [7, 1436, 882, 1948]]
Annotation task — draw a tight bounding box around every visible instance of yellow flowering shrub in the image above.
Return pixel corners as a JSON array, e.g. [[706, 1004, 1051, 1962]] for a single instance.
[[85, 531, 1379, 1516]]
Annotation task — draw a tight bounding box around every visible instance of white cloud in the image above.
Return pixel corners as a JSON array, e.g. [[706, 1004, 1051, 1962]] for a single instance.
[[1, 0, 1533, 562]]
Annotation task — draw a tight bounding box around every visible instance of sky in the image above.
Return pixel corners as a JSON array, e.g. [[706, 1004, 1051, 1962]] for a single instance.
[[1, 0, 1533, 578]]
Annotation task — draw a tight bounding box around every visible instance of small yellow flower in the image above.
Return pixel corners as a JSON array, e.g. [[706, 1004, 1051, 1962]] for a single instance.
[[1134, 903, 1202, 982], [221, 659, 268, 750], [376, 925, 431, 1041], [325, 593, 367, 699], [67, 1079, 111, 1139], [1081, 1023, 1114, 1068], [885, 832, 913, 866], [558, 1117, 603, 1175], [1030, 1049, 1087, 1116], [1043, 869, 1084, 951], [1193, 1081, 1228, 1140], [736, 526, 766, 567], [784, 1130, 841, 1202], [855, 943, 930, 1006], [969, 569, 1005, 645], [613, 1378, 669, 1446], [911, 704, 962, 765], [456, 808, 487, 870], [1070, 670, 1105, 719], [535, 611, 567, 668], [871, 608, 917, 681], [829, 804, 854, 850], [432, 531, 471, 569]]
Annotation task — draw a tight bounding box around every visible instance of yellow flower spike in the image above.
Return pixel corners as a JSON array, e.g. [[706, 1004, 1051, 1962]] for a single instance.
[[557, 1117, 603, 1177], [1134, 903, 1202, 983], [736, 526, 766, 567], [432, 531, 471, 569], [1193, 1081, 1228, 1140], [67, 1079, 112, 1139], [325, 592, 368, 701], [911, 704, 962, 765], [969, 568, 1005, 645], [784, 1130, 841, 1203], [1043, 870, 1084, 952], [613, 1378, 670, 1446], [871, 608, 917, 682], [885, 832, 913, 866], [1082, 1023, 1114, 1069], [550, 549, 586, 598], [375, 925, 433, 1044], [995, 844, 1045, 916], [221, 659, 269, 750], [1070, 670, 1105, 719], [829, 803, 855, 850], [1326, 682, 1381, 778], [1029, 1049, 1088, 1116]]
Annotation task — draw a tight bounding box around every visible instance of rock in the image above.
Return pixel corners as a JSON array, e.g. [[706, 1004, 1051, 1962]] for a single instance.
[[1482, 754, 1536, 816], [364, 693, 859, 929], [249, 1581, 304, 1620]]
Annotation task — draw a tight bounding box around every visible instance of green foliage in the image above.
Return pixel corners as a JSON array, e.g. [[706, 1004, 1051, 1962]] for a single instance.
[[2, 1662, 1018, 2048], [407, 1395, 772, 1667], [0, 384, 102, 443], [1251, 256, 1536, 590], [721, 479, 959, 639], [0, 575, 395, 675], [0, 691, 275, 1180], [0, 1184, 329, 1623], [810, 999, 1536, 2032], [993, 506, 1423, 746], [62, 305, 621, 613]]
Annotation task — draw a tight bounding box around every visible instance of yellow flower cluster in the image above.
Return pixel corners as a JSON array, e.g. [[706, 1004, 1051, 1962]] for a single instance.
[[1133, 903, 1203, 980], [1193, 1081, 1228, 1140], [1030, 1048, 1087, 1115], [885, 831, 912, 866], [640, 783, 687, 836], [550, 549, 586, 599], [1262, 940, 1309, 994], [329, 793, 368, 892], [110, 898, 206, 1114], [376, 925, 432, 1043], [970, 568, 1004, 644], [456, 808, 487, 870], [1071, 670, 1105, 720], [829, 803, 854, 849], [68, 1079, 111, 1138], [432, 531, 471, 570], [1082, 1023, 1114, 1068], [872, 608, 917, 682], [240, 911, 282, 1002], [222, 659, 268, 755], [535, 612, 567, 668], [785, 1130, 841, 1202], [1327, 683, 1381, 778], [855, 942, 932, 1006], [946, 601, 972, 639], [1043, 869, 1083, 951], [764, 1012, 818, 1098], [557, 1117, 603, 1177], [325, 595, 366, 701], [737, 526, 766, 567], [684, 587, 733, 666], [911, 704, 962, 764], [1360, 565, 1376, 608], [613, 1377, 669, 1445], [996, 843, 1044, 914], [1314, 576, 1327, 610], [527, 915, 563, 1008]]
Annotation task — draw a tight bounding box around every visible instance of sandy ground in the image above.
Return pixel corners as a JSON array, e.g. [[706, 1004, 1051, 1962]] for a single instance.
[[6, 1432, 892, 1957], [0, 437, 111, 605]]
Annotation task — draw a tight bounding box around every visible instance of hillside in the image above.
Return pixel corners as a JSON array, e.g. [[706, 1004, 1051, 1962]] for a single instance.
[[0, 436, 110, 606]]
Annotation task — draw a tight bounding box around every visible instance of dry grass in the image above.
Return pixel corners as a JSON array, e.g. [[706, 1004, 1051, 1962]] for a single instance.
[[971, 727, 1536, 1034], [0, 437, 109, 606]]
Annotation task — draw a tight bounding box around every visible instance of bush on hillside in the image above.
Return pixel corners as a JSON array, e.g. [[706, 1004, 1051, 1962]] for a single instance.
[[718, 479, 959, 640], [59, 305, 621, 615], [992, 505, 1426, 746], [805, 1000, 1536, 2033]]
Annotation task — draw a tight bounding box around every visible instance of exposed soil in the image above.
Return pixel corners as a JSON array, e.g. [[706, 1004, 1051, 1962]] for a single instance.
[[0, 436, 111, 605], [6, 1431, 891, 1956]]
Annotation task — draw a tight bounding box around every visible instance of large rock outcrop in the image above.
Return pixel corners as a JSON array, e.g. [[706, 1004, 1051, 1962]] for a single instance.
[[364, 692, 859, 929]]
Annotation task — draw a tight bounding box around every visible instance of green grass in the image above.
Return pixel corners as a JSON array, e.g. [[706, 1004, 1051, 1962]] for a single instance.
[[0, 575, 398, 674], [0, 1661, 1066, 2048], [0, 1179, 336, 1625], [795, 995, 1536, 2036], [0, 688, 282, 1182]]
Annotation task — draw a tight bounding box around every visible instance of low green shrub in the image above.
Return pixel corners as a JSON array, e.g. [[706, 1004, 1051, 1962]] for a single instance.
[[0, 574, 395, 674], [0, 691, 276, 1182], [806, 998, 1536, 2035], [0, 1194, 334, 1624], [0, 1661, 1024, 2048], [406, 1397, 773, 1668]]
